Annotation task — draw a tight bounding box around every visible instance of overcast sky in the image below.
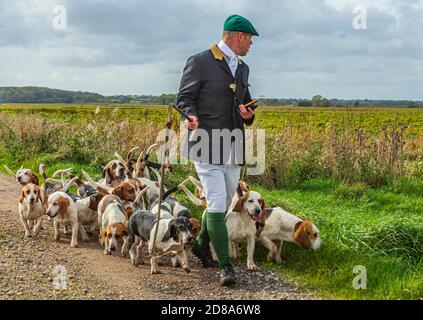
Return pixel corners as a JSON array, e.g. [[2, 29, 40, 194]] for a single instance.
[[1, 0, 422, 99]]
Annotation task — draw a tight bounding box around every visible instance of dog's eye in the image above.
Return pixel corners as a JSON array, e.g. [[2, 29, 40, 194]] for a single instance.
[[248, 199, 254, 203], [313, 233, 318, 238]]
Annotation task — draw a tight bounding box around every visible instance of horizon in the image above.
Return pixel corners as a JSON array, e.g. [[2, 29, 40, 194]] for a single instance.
[[1, 85, 423, 102]]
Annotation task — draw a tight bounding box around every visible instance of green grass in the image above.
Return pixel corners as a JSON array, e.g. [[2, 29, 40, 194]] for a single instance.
[[252, 179, 423, 300], [2, 159, 421, 299]]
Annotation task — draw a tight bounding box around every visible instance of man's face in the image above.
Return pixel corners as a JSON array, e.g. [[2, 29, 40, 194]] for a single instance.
[[237, 32, 253, 56]]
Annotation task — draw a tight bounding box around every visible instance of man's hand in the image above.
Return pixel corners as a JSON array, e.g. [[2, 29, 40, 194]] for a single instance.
[[239, 104, 254, 120], [184, 115, 199, 130]]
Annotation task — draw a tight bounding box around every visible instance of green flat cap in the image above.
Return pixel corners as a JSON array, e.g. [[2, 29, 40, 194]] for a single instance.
[[224, 14, 259, 36]]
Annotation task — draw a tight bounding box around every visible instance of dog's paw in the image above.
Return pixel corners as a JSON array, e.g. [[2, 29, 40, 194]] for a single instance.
[[266, 252, 275, 262], [70, 243, 78, 248], [184, 268, 191, 273], [151, 269, 161, 275], [275, 256, 283, 264], [104, 250, 111, 255], [24, 233, 32, 239], [247, 263, 259, 271]]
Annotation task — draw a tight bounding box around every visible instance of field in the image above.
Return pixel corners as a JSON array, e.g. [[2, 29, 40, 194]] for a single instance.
[[0, 104, 422, 300]]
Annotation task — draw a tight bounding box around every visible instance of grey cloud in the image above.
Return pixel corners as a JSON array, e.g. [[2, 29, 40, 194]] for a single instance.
[[0, 0, 423, 99]]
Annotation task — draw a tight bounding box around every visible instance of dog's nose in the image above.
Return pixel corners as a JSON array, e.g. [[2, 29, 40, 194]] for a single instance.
[[110, 246, 116, 251], [255, 208, 261, 215], [187, 236, 193, 243]]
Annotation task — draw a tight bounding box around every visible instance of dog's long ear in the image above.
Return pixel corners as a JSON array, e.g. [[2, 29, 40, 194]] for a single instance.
[[232, 192, 248, 212], [31, 173, 40, 186], [35, 186, 41, 203], [169, 223, 178, 241], [102, 165, 113, 184], [125, 206, 133, 219], [112, 185, 123, 199], [88, 193, 102, 211], [122, 227, 129, 237], [294, 221, 312, 248], [99, 230, 107, 245], [260, 198, 266, 212], [239, 180, 249, 192], [19, 189, 25, 203], [58, 197, 70, 218]]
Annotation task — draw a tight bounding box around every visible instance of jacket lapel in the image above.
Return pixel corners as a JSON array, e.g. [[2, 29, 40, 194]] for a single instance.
[[235, 63, 244, 81], [210, 43, 234, 79]]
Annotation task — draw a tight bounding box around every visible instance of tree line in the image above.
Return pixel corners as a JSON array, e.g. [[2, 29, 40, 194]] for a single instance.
[[0, 87, 421, 107]]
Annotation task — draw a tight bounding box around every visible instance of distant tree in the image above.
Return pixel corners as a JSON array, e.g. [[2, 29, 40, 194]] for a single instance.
[[312, 95, 330, 107], [298, 100, 312, 107]]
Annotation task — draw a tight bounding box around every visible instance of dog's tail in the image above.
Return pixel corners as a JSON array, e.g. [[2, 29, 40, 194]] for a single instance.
[[52, 168, 73, 178], [3, 165, 17, 179], [143, 143, 158, 161], [150, 167, 162, 182], [161, 185, 179, 201], [38, 164, 49, 181], [126, 146, 140, 162], [179, 184, 203, 206], [133, 185, 150, 205], [60, 176, 79, 193], [82, 170, 112, 195], [188, 176, 202, 188]]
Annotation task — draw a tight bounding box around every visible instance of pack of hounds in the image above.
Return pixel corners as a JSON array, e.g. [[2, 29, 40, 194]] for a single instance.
[[5, 144, 322, 275]]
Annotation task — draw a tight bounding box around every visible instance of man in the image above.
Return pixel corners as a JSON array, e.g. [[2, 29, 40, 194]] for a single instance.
[[176, 14, 259, 286]]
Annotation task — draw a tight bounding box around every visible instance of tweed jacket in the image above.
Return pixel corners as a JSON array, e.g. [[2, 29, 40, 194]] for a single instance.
[[176, 44, 255, 165]]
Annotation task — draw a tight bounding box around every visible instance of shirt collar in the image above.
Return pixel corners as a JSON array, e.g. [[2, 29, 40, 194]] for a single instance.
[[218, 40, 237, 60]]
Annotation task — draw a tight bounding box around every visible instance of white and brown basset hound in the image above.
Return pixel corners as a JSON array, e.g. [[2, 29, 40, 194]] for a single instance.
[[225, 181, 265, 271], [257, 207, 322, 263], [19, 183, 44, 238], [4, 165, 40, 186], [45, 191, 79, 247]]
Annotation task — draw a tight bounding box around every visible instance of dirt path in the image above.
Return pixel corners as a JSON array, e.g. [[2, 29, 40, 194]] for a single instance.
[[0, 173, 317, 300]]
